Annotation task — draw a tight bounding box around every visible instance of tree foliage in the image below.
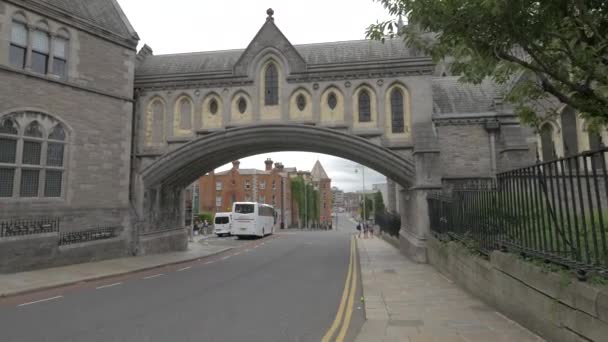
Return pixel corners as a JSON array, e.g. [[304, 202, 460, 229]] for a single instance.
[[367, 0, 608, 126], [290, 176, 320, 226]]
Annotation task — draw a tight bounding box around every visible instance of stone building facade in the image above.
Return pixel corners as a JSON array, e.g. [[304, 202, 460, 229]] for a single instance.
[[310, 160, 332, 226], [0, 0, 138, 272]]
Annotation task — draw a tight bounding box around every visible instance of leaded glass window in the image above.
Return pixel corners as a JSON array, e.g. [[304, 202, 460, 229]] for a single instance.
[[296, 94, 306, 111], [0, 114, 68, 198], [0, 168, 14, 197], [328, 92, 337, 110], [52, 37, 67, 78], [20, 169, 40, 197], [390, 88, 405, 133], [358, 90, 371, 122], [10, 21, 27, 69], [265, 63, 278, 105], [32, 30, 50, 74], [238, 97, 247, 114]]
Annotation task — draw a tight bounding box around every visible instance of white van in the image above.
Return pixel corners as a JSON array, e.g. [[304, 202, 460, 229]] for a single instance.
[[213, 212, 232, 237]]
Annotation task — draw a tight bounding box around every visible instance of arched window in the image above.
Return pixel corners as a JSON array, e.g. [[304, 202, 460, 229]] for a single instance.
[[0, 114, 68, 198], [390, 88, 405, 133], [540, 124, 556, 162], [238, 97, 247, 114], [148, 99, 165, 144], [52, 29, 69, 78], [209, 99, 219, 115], [296, 94, 306, 111], [358, 90, 371, 122], [10, 19, 28, 69], [265, 63, 279, 105], [328, 92, 337, 110], [561, 106, 578, 157], [178, 97, 192, 130], [31, 24, 50, 74]]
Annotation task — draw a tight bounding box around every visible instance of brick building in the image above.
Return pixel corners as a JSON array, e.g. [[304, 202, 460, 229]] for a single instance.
[[198, 159, 295, 228]]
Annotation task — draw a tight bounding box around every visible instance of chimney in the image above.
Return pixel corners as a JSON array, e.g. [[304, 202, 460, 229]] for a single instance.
[[274, 162, 284, 171], [264, 158, 273, 171], [232, 160, 240, 169]]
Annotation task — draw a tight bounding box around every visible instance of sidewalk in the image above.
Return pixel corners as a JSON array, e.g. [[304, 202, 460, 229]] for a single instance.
[[355, 236, 544, 342], [0, 236, 232, 298]]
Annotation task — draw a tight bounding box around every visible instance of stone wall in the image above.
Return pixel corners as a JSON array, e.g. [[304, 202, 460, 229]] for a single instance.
[[427, 236, 608, 342]]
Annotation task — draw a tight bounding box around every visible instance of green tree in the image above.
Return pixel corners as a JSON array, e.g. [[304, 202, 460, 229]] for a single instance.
[[367, 0, 608, 127], [374, 191, 385, 214], [359, 194, 373, 221], [290, 177, 321, 226]]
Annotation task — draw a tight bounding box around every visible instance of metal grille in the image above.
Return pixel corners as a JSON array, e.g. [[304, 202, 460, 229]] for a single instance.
[[44, 170, 62, 197], [390, 89, 405, 133], [265, 63, 278, 105], [358, 90, 371, 122], [59, 226, 121, 246], [22, 141, 42, 165], [0, 168, 15, 197], [20, 169, 40, 197], [0, 138, 17, 163], [0, 217, 60, 238], [46, 143, 64, 167]]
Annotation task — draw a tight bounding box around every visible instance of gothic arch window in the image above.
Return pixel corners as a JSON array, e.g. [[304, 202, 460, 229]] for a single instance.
[[358, 90, 371, 122], [265, 63, 279, 106], [561, 106, 578, 157], [177, 96, 193, 130], [328, 92, 338, 110], [0, 113, 68, 198], [238, 97, 247, 114], [296, 94, 306, 111], [147, 98, 165, 145], [390, 88, 405, 133], [31, 22, 50, 74], [52, 28, 69, 78], [209, 99, 219, 115], [540, 123, 557, 162]]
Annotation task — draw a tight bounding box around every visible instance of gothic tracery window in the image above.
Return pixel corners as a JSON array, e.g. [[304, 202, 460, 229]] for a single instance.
[[296, 94, 306, 111], [209, 99, 219, 115], [147, 99, 165, 145], [178, 97, 193, 130], [390, 88, 405, 133], [358, 90, 371, 122], [328, 92, 338, 110], [0, 114, 67, 198], [265, 63, 278, 105], [238, 97, 247, 114]]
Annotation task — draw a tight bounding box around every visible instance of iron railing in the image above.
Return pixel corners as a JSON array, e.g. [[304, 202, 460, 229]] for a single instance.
[[0, 217, 60, 238], [429, 148, 608, 274], [59, 226, 121, 246]]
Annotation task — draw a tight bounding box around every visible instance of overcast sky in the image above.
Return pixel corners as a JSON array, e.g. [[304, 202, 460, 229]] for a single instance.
[[117, 0, 392, 191]]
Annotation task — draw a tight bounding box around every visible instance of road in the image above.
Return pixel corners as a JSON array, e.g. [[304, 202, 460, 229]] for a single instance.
[[0, 229, 363, 342]]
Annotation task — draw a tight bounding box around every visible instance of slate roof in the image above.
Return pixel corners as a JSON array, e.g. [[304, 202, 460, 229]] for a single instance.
[[41, 0, 136, 39], [311, 161, 329, 181], [432, 77, 508, 115], [135, 39, 416, 76]]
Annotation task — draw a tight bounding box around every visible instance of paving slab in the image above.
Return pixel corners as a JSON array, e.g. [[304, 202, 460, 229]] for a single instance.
[[354, 236, 545, 342]]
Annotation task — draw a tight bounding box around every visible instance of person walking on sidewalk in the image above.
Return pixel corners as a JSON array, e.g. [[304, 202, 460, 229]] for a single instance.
[[356, 222, 362, 238]]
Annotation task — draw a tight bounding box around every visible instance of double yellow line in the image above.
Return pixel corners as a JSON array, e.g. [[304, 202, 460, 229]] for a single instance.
[[322, 235, 358, 342]]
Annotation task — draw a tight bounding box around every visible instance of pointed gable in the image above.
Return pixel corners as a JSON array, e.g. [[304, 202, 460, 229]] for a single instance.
[[233, 9, 307, 76], [311, 161, 330, 181]]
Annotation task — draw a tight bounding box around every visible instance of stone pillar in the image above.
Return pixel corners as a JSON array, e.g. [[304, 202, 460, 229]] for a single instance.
[[387, 178, 397, 213], [484, 120, 500, 177]]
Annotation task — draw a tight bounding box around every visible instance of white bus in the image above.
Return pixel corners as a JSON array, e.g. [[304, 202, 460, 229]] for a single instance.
[[231, 202, 276, 238]]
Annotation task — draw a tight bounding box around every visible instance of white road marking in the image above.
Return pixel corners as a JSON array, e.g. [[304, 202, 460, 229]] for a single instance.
[[17, 295, 63, 307], [96, 282, 122, 290], [205, 261, 214, 265], [221, 256, 230, 260], [143, 273, 163, 280], [438, 273, 454, 284], [233, 252, 241, 256], [177, 266, 191, 272]]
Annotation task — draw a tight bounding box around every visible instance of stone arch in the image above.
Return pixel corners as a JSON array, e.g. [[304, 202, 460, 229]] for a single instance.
[[202, 92, 223, 130], [35, 19, 50, 31], [385, 82, 411, 137], [320, 85, 345, 124], [353, 84, 378, 128], [173, 94, 194, 136], [230, 91, 253, 124], [145, 96, 166, 146], [11, 11, 29, 24], [289, 87, 312, 121]]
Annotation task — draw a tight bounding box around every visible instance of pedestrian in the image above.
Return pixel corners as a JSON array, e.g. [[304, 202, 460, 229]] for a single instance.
[[193, 220, 199, 236], [202, 219, 209, 235], [363, 222, 369, 239], [356, 222, 362, 238]]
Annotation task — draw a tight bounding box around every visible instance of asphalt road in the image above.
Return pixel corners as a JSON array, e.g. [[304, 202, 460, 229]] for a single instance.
[[0, 228, 363, 342]]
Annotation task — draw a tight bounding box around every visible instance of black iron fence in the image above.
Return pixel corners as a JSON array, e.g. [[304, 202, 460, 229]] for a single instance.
[[429, 148, 608, 275], [0, 217, 60, 238], [59, 226, 121, 246]]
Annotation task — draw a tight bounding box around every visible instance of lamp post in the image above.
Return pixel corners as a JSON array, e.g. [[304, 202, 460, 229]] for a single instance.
[[355, 166, 366, 226]]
